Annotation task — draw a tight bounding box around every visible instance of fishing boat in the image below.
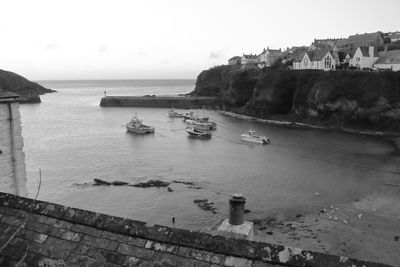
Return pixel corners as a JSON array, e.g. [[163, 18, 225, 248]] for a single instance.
[[186, 126, 212, 139], [241, 130, 271, 144], [185, 119, 215, 130], [183, 111, 195, 121], [125, 115, 155, 134], [168, 107, 184, 118]]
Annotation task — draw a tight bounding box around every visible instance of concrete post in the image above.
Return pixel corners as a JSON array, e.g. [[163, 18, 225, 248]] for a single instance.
[[229, 194, 245, 225]]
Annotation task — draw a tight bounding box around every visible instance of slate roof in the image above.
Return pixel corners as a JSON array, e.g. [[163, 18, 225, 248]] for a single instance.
[[343, 32, 383, 46], [228, 56, 241, 61], [242, 54, 258, 59], [375, 50, 400, 64], [355, 46, 378, 57], [260, 48, 281, 55], [0, 192, 388, 267], [306, 49, 332, 61]]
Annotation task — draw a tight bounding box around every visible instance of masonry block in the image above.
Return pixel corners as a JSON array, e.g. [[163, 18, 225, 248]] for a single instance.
[[71, 224, 103, 237], [117, 243, 154, 260], [82, 235, 119, 251]]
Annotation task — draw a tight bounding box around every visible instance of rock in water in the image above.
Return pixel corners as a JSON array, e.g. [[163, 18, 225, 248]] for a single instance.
[[111, 181, 129, 186], [130, 180, 170, 188], [93, 178, 111, 185], [193, 199, 217, 213]]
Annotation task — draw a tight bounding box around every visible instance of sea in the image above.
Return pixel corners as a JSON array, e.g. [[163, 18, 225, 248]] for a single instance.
[[19, 79, 400, 231]]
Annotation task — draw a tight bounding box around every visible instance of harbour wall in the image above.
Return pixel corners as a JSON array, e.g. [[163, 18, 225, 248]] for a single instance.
[[100, 96, 219, 109]]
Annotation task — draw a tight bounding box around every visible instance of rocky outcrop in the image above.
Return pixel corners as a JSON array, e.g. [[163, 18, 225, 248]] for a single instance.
[[0, 69, 55, 103], [193, 66, 400, 132]]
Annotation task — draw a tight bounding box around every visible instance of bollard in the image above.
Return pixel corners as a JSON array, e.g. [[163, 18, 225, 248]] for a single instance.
[[229, 194, 246, 225]]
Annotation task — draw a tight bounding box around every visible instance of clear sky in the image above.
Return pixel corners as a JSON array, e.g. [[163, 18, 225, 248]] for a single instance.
[[0, 0, 399, 80]]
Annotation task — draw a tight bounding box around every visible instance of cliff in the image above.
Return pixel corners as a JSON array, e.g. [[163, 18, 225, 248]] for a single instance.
[[0, 69, 55, 103], [193, 65, 400, 132]]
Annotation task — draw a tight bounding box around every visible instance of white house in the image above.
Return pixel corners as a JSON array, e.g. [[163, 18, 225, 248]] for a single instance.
[[241, 54, 258, 65], [374, 50, 400, 71], [351, 46, 379, 69], [257, 48, 282, 68], [0, 91, 27, 196], [293, 50, 336, 71]]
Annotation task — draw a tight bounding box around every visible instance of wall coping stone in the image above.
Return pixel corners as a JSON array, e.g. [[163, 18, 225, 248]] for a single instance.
[[0, 192, 393, 267]]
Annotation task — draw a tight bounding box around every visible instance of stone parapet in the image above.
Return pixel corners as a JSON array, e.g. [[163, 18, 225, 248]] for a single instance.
[[0, 192, 393, 267]]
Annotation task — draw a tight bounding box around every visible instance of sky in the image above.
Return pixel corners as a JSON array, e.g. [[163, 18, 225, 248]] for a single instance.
[[0, 0, 399, 80]]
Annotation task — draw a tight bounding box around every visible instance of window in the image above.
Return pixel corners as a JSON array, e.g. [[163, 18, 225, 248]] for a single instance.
[[303, 57, 308, 68], [324, 56, 332, 69]]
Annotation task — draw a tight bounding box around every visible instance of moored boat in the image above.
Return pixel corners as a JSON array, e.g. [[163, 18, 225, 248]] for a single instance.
[[125, 115, 155, 134], [185, 119, 215, 130], [186, 126, 212, 139], [168, 107, 184, 118], [241, 130, 270, 144]]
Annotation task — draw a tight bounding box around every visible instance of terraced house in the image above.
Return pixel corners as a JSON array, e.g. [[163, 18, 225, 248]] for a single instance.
[[257, 48, 282, 68]]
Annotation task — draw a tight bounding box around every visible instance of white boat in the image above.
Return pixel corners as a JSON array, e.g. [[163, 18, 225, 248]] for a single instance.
[[168, 107, 184, 118], [185, 119, 215, 130], [125, 115, 155, 134], [186, 126, 212, 139], [241, 130, 271, 144], [183, 111, 195, 121]]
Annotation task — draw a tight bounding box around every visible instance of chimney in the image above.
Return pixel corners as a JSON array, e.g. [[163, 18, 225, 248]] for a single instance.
[[369, 46, 374, 57]]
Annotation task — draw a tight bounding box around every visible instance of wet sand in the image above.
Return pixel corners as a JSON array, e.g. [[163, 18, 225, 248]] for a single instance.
[[252, 184, 400, 266]]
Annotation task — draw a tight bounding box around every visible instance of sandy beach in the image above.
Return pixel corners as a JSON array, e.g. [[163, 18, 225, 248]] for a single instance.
[[251, 184, 400, 265]]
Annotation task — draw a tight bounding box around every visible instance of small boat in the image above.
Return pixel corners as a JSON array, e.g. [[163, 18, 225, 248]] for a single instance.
[[125, 115, 155, 134], [183, 111, 195, 121], [186, 126, 212, 139], [168, 107, 184, 118], [241, 130, 271, 144]]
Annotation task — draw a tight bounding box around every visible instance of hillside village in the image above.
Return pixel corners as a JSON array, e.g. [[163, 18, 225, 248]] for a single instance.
[[228, 31, 400, 71]]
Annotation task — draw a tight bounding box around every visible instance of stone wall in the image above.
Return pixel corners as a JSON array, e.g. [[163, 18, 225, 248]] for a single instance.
[[0, 100, 27, 196], [0, 192, 392, 267], [100, 96, 219, 109]]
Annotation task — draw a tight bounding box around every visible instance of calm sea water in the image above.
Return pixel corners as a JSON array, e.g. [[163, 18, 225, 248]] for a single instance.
[[19, 79, 400, 231]]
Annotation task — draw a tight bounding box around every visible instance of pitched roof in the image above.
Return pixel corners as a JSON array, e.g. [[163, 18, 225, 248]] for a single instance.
[[375, 49, 400, 64], [228, 56, 241, 61], [346, 32, 382, 45], [242, 54, 258, 59], [259, 48, 282, 55], [353, 46, 379, 57], [306, 49, 332, 61]]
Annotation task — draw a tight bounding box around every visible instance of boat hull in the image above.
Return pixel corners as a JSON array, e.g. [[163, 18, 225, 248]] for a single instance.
[[168, 112, 184, 118], [241, 134, 270, 144], [126, 124, 155, 134], [186, 127, 211, 139]]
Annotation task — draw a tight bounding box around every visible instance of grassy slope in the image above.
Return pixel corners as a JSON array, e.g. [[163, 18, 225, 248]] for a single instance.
[[0, 69, 55, 103]]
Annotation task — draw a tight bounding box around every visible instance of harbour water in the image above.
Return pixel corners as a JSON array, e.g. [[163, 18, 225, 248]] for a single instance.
[[20, 80, 400, 231]]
